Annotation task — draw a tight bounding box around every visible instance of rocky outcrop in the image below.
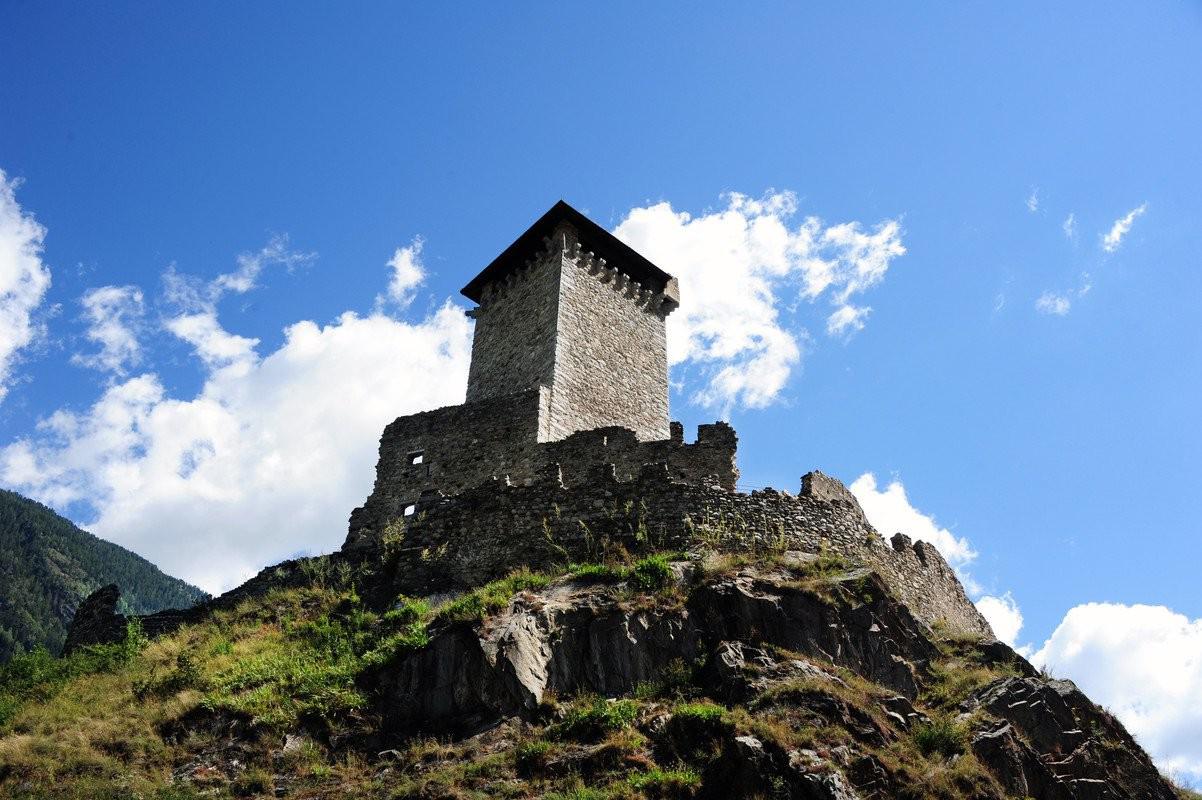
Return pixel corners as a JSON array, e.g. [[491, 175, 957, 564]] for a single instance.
[[964, 676, 1177, 800], [61, 583, 126, 654], [368, 563, 1178, 799], [374, 566, 934, 735]]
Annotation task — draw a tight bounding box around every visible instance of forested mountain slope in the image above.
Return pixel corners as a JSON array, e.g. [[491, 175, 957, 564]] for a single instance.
[[0, 489, 207, 661]]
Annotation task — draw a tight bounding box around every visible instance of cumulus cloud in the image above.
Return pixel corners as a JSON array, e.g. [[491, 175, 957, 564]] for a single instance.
[[159, 237, 315, 376], [849, 473, 976, 571], [1032, 602, 1202, 781], [2, 303, 472, 593], [1101, 203, 1147, 253], [1026, 187, 1040, 213], [379, 237, 427, 308], [975, 593, 1024, 647], [613, 192, 904, 413], [2, 238, 472, 592], [71, 285, 145, 374], [1035, 291, 1072, 316], [0, 169, 53, 402]]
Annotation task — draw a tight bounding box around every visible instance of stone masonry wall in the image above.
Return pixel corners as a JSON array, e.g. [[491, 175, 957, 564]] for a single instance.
[[465, 251, 561, 411], [546, 234, 671, 441], [343, 392, 739, 553], [367, 465, 991, 638]]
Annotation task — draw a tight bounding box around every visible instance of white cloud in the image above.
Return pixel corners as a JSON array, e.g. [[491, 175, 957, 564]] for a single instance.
[[212, 234, 314, 295], [976, 593, 1024, 647], [826, 304, 871, 336], [1026, 187, 1040, 213], [849, 472, 976, 570], [1031, 602, 1202, 781], [1101, 203, 1147, 253], [71, 285, 145, 375], [164, 311, 259, 373], [2, 243, 472, 593], [1035, 291, 1072, 316], [0, 169, 53, 402], [1036, 272, 1093, 317], [159, 237, 317, 377], [1062, 212, 1077, 242], [613, 192, 904, 413], [379, 237, 426, 308]]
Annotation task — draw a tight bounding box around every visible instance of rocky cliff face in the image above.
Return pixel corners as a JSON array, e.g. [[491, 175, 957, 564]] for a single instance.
[[357, 556, 1175, 799]]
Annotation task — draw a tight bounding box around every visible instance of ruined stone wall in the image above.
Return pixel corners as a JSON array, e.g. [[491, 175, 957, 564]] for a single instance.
[[345, 390, 547, 551], [344, 394, 739, 553], [546, 244, 670, 441], [465, 253, 561, 412], [370, 466, 991, 638]]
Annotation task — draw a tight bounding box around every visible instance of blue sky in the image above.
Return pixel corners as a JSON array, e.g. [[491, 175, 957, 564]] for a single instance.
[[2, 2, 1201, 779]]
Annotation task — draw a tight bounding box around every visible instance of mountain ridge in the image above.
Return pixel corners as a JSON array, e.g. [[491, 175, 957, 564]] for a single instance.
[[0, 488, 208, 661]]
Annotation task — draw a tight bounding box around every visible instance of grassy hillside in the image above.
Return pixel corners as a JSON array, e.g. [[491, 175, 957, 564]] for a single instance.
[[0, 489, 208, 661], [0, 553, 1047, 799], [0, 550, 1188, 799]]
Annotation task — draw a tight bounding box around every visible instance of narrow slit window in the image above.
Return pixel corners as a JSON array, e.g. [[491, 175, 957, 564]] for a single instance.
[[403, 504, 417, 517], [408, 451, 424, 466]]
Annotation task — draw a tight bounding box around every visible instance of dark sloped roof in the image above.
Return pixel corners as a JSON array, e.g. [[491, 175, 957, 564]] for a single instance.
[[460, 200, 674, 303]]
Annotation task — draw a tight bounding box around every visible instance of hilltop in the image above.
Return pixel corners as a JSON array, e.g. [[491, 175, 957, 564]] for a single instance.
[[0, 489, 208, 661], [0, 541, 1187, 799]]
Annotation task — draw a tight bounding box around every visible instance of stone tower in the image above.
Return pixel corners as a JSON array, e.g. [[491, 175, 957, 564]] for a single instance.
[[461, 201, 679, 442]]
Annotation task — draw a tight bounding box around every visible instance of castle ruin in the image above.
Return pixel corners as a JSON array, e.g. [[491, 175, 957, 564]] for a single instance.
[[344, 200, 990, 637]]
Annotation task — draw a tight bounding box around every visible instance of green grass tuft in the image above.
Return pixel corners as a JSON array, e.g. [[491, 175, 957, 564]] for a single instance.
[[433, 569, 551, 626], [552, 696, 640, 741], [913, 715, 967, 758], [632, 555, 673, 591]]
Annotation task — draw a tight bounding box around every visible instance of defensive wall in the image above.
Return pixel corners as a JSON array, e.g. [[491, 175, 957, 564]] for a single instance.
[[349, 453, 990, 638], [344, 399, 738, 552]]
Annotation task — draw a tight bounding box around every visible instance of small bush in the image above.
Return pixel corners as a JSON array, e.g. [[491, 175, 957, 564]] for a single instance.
[[913, 716, 966, 758], [628, 768, 702, 798], [634, 658, 695, 700], [632, 555, 673, 592], [544, 789, 610, 800], [672, 702, 727, 725], [553, 697, 640, 741]]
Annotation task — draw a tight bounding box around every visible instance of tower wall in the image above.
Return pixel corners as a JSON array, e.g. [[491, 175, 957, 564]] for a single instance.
[[465, 254, 561, 408], [545, 244, 671, 441]]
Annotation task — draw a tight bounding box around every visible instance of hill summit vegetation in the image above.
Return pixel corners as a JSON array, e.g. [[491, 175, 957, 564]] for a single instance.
[[0, 547, 1194, 799], [0, 489, 208, 662]]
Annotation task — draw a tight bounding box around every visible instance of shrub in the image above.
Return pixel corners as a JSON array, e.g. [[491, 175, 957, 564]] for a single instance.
[[634, 658, 695, 700], [569, 562, 628, 583], [913, 716, 966, 758], [632, 555, 673, 592], [553, 697, 640, 741], [672, 702, 727, 725], [231, 767, 272, 797]]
